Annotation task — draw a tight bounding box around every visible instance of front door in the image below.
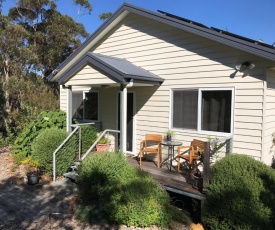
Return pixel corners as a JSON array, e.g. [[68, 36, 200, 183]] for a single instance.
[[118, 92, 134, 152]]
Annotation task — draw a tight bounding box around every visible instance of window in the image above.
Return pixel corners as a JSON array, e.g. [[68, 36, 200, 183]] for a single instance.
[[172, 88, 233, 135], [72, 91, 98, 120]]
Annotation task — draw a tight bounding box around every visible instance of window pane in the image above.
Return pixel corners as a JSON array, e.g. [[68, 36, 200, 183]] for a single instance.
[[84, 92, 98, 120], [201, 90, 232, 133], [173, 90, 198, 129], [72, 92, 83, 119]]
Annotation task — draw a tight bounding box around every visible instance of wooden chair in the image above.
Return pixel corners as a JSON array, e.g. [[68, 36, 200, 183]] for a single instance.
[[177, 139, 204, 177], [139, 134, 162, 168]]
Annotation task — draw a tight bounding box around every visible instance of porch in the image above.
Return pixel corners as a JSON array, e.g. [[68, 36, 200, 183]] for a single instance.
[[55, 125, 232, 200], [126, 155, 206, 201]]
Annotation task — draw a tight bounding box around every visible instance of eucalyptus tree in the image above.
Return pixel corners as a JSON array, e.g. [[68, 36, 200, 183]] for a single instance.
[[0, 0, 92, 139]]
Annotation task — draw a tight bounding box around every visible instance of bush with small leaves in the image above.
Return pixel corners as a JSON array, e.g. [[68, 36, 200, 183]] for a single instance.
[[76, 152, 190, 228], [31, 127, 77, 176], [202, 154, 275, 230], [79, 125, 97, 154], [13, 110, 67, 164]]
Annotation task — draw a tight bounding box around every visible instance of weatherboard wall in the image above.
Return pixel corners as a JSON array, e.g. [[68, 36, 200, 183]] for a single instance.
[[264, 69, 275, 165], [90, 13, 266, 159]]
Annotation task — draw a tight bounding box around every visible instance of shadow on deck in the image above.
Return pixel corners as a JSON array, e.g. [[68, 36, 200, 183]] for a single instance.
[[126, 155, 206, 201]]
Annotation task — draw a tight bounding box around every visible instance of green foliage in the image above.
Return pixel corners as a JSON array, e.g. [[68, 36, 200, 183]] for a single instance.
[[0, 0, 90, 143], [76, 153, 190, 228], [202, 154, 275, 230], [271, 156, 275, 169], [31, 127, 77, 176], [4, 76, 59, 138], [80, 125, 97, 154], [13, 110, 67, 159], [97, 133, 110, 144], [99, 12, 112, 20]]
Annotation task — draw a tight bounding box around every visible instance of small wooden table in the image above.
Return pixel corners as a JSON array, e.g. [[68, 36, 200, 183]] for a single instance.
[[161, 141, 182, 171]]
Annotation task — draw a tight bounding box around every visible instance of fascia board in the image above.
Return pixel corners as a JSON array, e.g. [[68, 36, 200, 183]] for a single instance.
[[58, 54, 126, 85], [48, 6, 129, 82]]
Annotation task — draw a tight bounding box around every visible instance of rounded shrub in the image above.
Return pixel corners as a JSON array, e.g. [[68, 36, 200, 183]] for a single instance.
[[80, 125, 97, 154], [13, 110, 67, 162], [76, 153, 189, 228], [202, 154, 275, 230], [31, 127, 76, 176]]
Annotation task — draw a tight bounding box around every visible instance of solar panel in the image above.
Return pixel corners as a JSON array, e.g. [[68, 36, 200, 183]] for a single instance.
[[211, 27, 275, 49], [158, 10, 275, 50], [157, 10, 209, 29]]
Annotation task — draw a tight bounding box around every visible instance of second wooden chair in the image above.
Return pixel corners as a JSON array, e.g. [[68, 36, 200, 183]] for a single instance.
[[177, 139, 204, 177]]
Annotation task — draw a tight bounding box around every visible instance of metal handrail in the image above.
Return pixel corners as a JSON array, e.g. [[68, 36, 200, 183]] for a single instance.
[[52, 126, 80, 181], [209, 135, 233, 144], [52, 122, 95, 181], [81, 129, 120, 160]]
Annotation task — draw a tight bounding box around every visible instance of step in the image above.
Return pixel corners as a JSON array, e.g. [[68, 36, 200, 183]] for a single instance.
[[63, 172, 79, 181]]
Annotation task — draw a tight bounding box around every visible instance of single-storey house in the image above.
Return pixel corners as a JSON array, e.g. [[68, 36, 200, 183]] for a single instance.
[[47, 3, 275, 165]]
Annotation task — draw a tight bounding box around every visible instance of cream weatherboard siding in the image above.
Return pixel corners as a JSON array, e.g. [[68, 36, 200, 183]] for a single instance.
[[81, 13, 264, 158], [60, 86, 67, 112], [66, 65, 116, 86], [263, 69, 275, 164], [58, 13, 273, 162]]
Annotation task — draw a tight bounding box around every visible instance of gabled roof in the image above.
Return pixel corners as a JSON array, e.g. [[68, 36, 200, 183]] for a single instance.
[[57, 52, 164, 85], [48, 3, 275, 83]]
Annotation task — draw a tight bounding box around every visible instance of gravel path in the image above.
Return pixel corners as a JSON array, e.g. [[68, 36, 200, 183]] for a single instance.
[[0, 147, 192, 230]]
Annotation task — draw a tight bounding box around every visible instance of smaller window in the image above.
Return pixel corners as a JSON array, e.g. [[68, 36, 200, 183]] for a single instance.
[[72, 91, 98, 120], [84, 92, 98, 120]]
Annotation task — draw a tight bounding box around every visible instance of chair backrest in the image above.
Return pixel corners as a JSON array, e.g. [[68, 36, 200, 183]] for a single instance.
[[145, 134, 162, 143], [192, 139, 204, 152]]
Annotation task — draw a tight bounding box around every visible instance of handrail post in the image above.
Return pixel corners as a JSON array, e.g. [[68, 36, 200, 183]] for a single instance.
[[53, 152, 56, 181], [203, 141, 211, 186], [79, 127, 81, 159]]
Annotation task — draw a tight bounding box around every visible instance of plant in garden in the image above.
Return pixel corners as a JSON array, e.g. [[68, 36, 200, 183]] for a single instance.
[[202, 154, 275, 230], [76, 152, 190, 228], [80, 125, 98, 154], [31, 127, 77, 176], [13, 110, 67, 164], [21, 157, 40, 175]]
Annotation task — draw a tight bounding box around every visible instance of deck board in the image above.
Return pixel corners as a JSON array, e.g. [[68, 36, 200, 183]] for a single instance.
[[127, 156, 205, 200]]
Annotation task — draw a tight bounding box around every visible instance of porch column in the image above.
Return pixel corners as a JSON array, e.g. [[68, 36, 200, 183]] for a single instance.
[[120, 84, 127, 154], [66, 86, 72, 133]]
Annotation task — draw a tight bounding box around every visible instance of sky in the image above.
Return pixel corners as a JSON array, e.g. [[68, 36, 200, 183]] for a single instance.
[[2, 0, 275, 45]]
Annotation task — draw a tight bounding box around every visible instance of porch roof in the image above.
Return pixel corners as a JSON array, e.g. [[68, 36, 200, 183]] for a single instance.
[[56, 52, 164, 86]]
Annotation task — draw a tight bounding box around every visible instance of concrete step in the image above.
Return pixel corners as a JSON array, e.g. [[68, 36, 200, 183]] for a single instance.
[[63, 172, 78, 182]]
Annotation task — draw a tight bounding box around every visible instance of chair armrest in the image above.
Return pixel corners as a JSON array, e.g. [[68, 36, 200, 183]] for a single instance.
[[193, 149, 204, 155], [140, 140, 146, 149], [177, 146, 193, 156]]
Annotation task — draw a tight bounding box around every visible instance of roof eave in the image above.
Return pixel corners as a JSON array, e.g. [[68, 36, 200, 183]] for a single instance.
[[48, 4, 131, 82], [48, 3, 275, 82]]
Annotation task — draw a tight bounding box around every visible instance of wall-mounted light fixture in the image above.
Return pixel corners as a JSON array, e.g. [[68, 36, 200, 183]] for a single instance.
[[241, 61, 255, 70], [231, 61, 256, 78]]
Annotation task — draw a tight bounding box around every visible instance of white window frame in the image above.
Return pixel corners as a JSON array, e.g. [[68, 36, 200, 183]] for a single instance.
[[72, 90, 99, 121], [170, 87, 235, 137]]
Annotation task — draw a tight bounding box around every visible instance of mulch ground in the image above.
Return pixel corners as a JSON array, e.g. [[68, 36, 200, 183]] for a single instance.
[[0, 147, 196, 230]]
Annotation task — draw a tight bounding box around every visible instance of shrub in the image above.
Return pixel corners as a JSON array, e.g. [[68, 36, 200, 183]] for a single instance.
[[202, 154, 275, 230], [13, 110, 67, 161], [76, 153, 189, 228], [79, 125, 97, 154], [31, 127, 77, 176]]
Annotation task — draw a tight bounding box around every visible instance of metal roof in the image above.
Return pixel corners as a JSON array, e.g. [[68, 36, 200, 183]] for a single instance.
[[57, 52, 164, 85], [48, 3, 275, 82]]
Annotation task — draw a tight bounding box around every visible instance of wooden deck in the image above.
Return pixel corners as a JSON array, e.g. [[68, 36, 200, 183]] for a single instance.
[[126, 156, 206, 200]]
